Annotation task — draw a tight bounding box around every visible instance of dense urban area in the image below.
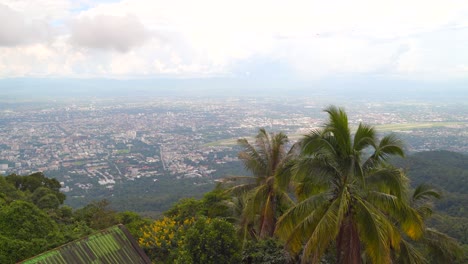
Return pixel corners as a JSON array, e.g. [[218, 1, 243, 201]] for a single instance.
[[1, 97, 468, 208], [1, 96, 468, 263]]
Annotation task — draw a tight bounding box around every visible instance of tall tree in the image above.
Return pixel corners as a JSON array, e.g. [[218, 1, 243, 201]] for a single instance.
[[73, 199, 118, 230], [223, 128, 296, 238], [276, 106, 422, 264]]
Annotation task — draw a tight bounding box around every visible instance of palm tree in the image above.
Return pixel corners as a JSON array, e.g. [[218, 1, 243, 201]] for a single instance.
[[222, 128, 296, 238], [395, 184, 462, 264], [276, 106, 423, 264]]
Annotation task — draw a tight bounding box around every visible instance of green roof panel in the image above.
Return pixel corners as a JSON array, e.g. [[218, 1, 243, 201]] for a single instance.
[[20, 225, 151, 264]]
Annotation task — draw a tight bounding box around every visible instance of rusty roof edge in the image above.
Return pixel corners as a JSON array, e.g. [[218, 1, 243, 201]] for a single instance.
[[118, 225, 152, 264]]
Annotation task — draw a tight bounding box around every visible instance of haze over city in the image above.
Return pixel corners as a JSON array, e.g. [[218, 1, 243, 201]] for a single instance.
[[1, 0, 467, 95]]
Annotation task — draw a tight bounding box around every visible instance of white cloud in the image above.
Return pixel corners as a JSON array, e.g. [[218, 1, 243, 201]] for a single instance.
[[0, 3, 51, 46], [70, 14, 149, 52], [0, 0, 467, 79], [1, 0, 72, 21], [394, 28, 468, 79]]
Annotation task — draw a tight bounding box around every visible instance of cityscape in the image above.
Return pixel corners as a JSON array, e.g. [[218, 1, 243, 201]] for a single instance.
[[2, 0, 468, 262], [1, 97, 468, 200]]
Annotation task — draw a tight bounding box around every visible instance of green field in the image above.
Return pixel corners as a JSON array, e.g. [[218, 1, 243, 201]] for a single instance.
[[204, 138, 240, 147], [206, 122, 468, 146], [375, 122, 466, 131]]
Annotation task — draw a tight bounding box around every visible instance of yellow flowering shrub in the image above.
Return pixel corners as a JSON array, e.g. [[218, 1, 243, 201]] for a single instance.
[[139, 216, 195, 263]]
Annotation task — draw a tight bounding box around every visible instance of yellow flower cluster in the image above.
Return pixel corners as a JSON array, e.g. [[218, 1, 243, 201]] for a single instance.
[[138, 216, 196, 251]]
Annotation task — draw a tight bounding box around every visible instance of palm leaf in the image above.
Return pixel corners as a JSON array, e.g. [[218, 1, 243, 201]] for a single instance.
[[366, 167, 408, 200], [323, 106, 352, 155], [411, 184, 441, 219], [238, 138, 267, 177], [423, 228, 463, 263], [397, 238, 428, 264], [353, 123, 376, 152], [276, 192, 332, 252], [354, 196, 397, 264], [301, 191, 349, 264], [413, 184, 441, 201]]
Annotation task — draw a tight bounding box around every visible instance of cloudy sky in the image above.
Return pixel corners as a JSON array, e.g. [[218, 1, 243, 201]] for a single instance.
[[1, 0, 468, 84]]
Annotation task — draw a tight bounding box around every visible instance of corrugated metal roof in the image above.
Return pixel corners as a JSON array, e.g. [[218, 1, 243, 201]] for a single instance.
[[20, 225, 151, 264]]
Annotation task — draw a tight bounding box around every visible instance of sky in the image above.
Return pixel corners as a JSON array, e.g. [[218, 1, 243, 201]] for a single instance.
[[0, 0, 468, 90]]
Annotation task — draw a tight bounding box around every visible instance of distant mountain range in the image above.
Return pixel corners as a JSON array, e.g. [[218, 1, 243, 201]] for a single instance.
[[1, 77, 468, 101]]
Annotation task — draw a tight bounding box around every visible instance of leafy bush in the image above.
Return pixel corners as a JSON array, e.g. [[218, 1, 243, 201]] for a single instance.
[[178, 218, 241, 264], [242, 238, 291, 264]]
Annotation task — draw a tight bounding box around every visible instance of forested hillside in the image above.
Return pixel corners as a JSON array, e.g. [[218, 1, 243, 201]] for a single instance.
[[396, 150, 468, 195], [393, 151, 468, 247]]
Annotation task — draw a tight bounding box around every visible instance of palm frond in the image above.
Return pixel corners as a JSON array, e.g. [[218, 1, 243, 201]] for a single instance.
[[270, 132, 289, 172], [274, 154, 296, 191], [323, 106, 351, 156], [379, 134, 405, 155], [376, 134, 405, 160], [366, 191, 400, 212], [366, 167, 408, 200], [353, 123, 376, 151], [238, 137, 267, 177], [362, 134, 404, 171], [255, 128, 273, 174], [276, 192, 332, 248], [398, 205, 424, 240], [412, 184, 441, 201], [293, 154, 339, 187], [301, 192, 349, 264], [397, 238, 428, 264], [422, 228, 463, 263], [354, 197, 397, 264], [411, 184, 441, 219], [277, 191, 295, 208], [300, 129, 336, 156]]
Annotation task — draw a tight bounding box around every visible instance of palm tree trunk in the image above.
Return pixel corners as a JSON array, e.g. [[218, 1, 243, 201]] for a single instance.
[[259, 193, 277, 238], [337, 214, 361, 264]]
